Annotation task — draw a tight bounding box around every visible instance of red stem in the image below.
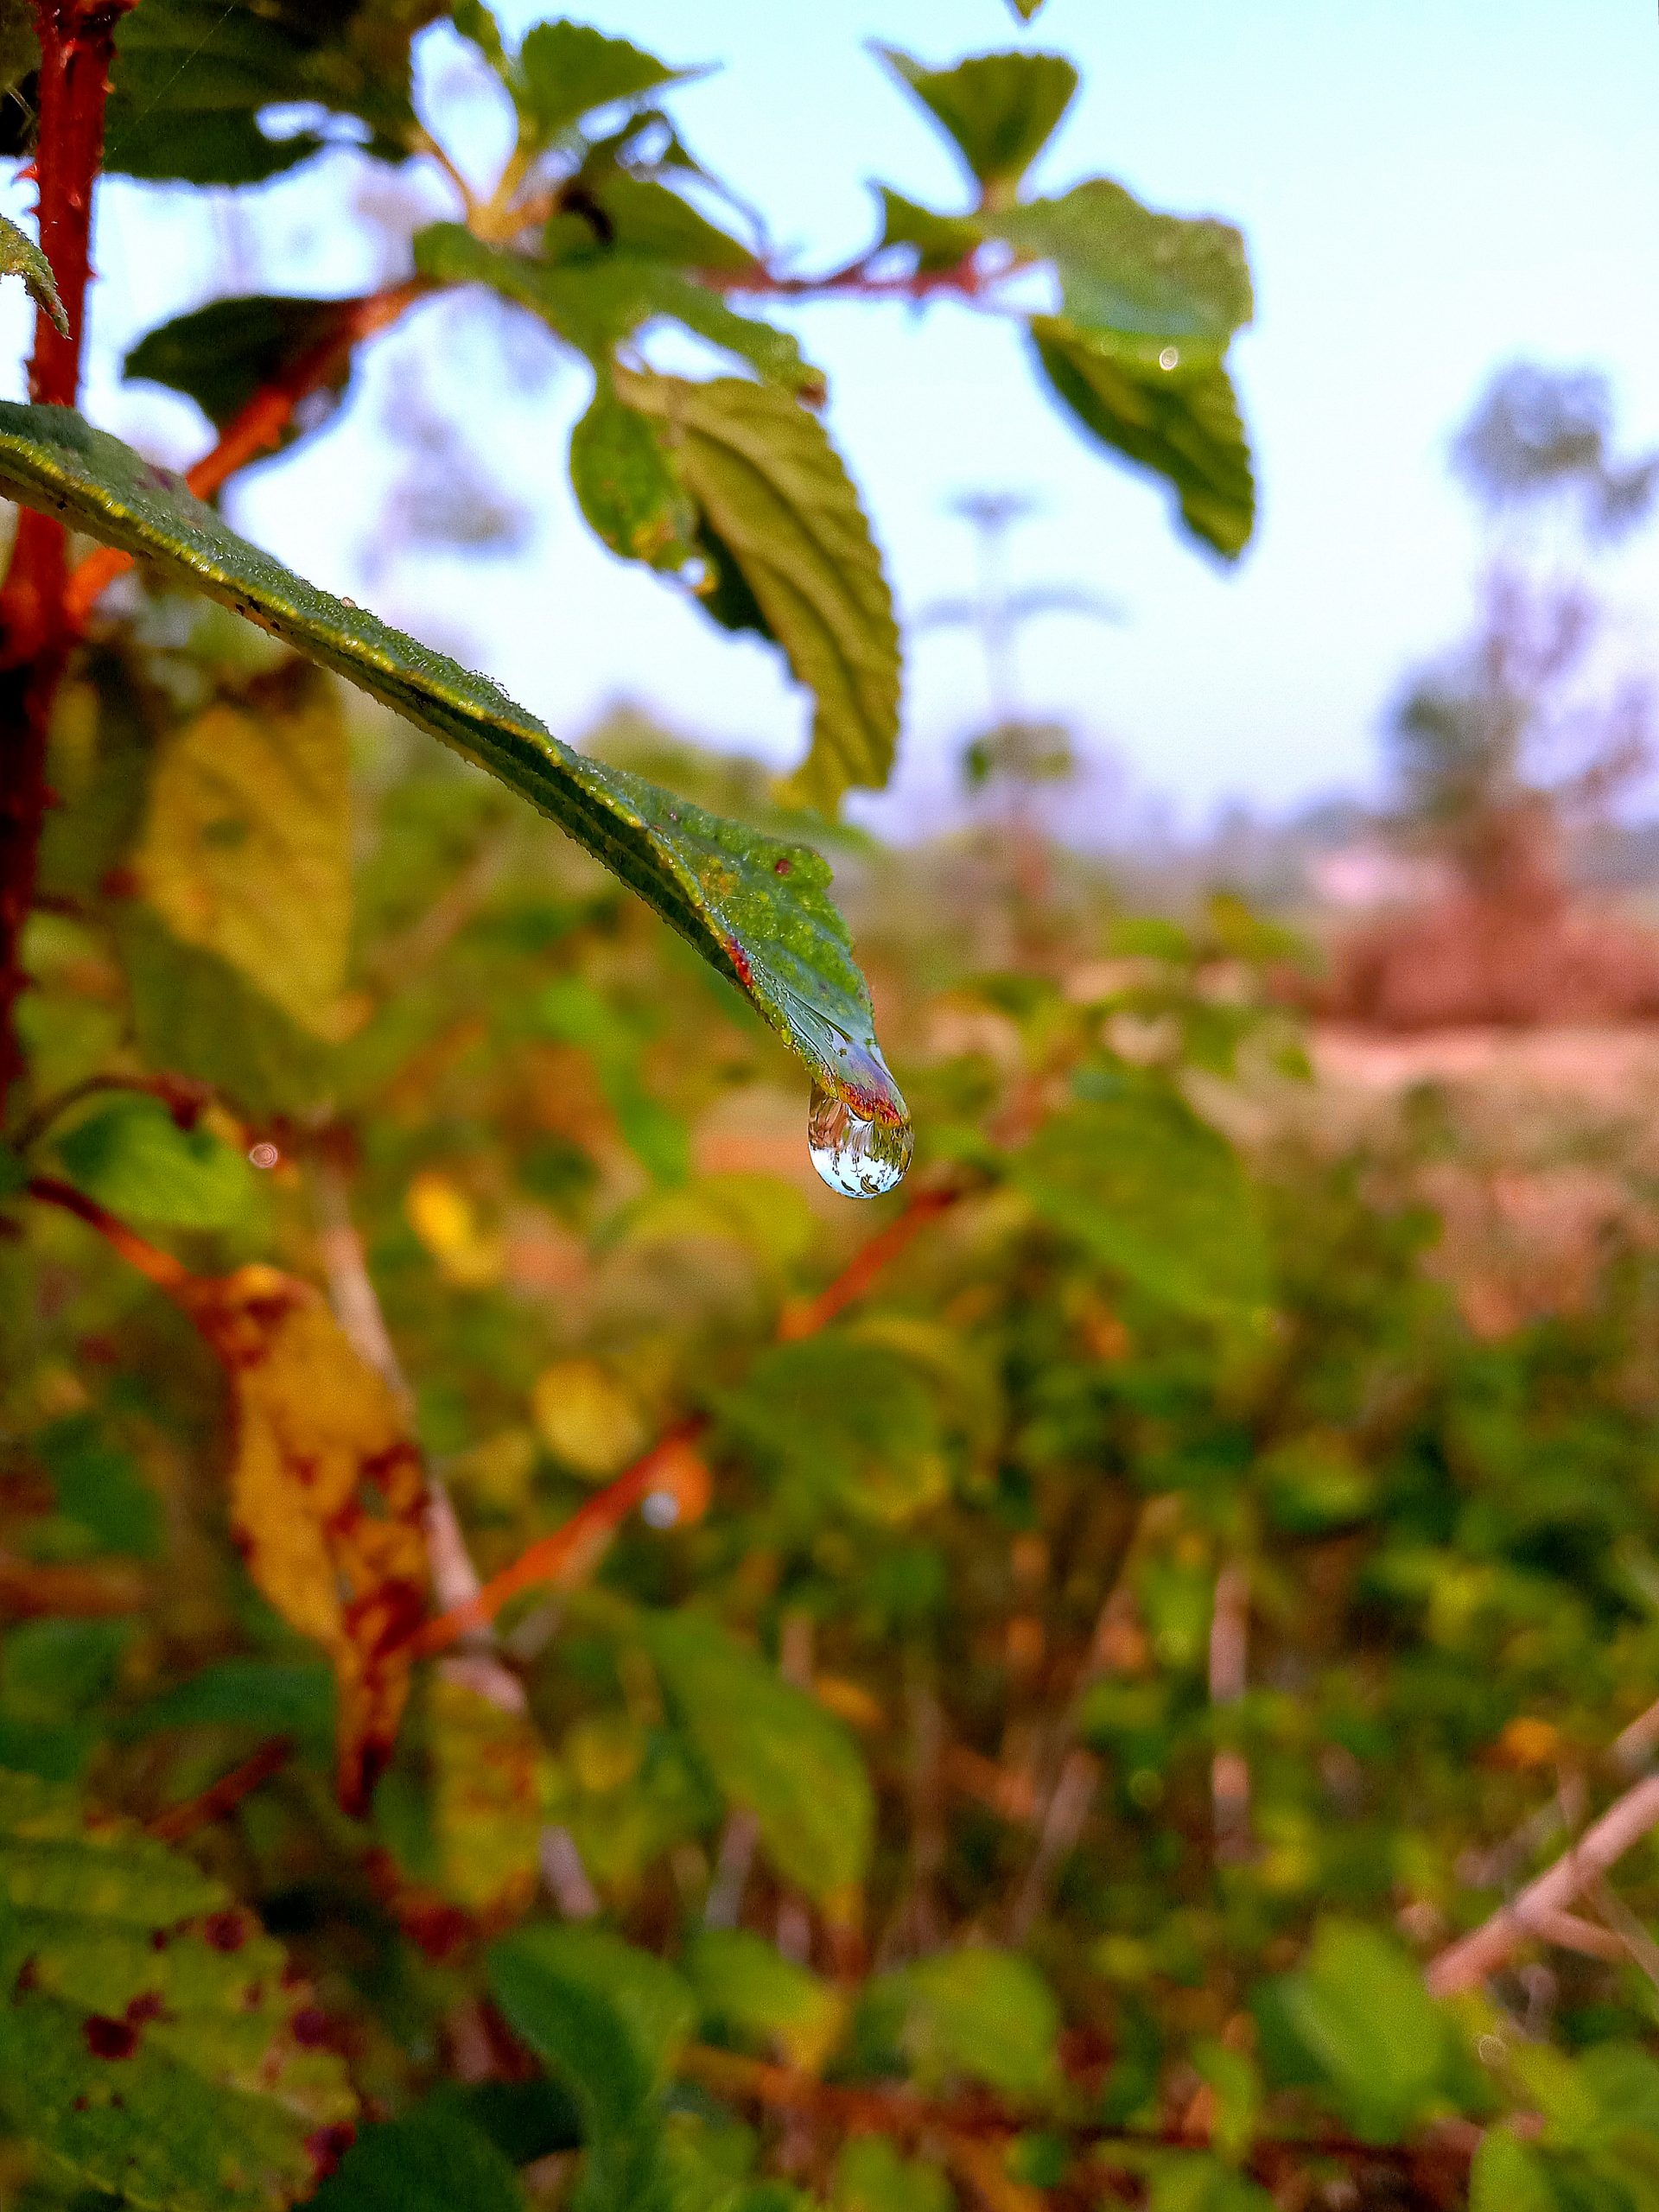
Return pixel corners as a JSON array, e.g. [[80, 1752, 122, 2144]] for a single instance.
[[0, 0, 131, 1112]]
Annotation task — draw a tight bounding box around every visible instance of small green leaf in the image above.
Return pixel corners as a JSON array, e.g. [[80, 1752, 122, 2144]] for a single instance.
[[1270, 1920, 1451, 2144], [1014, 1079, 1271, 1319], [105, 0, 322, 184], [54, 1095, 254, 1231], [1143, 2154, 1276, 2212], [131, 662, 353, 1033], [488, 1924, 692, 2212], [645, 1610, 874, 1899], [990, 180, 1254, 343], [1030, 316, 1255, 559], [0, 1766, 356, 2211], [414, 223, 814, 391], [451, 0, 507, 75], [833, 2136, 953, 2212], [875, 45, 1077, 201], [308, 2105, 524, 2212], [620, 372, 900, 809], [0, 213, 67, 337], [0, 402, 906, 1132], [551, 174, 757, 275], [874, 187, 982, 274], [1470, 2129, 1558, 2212], [517, 20, 692, 145], [859, 1948, 1059, 2098], [683, 1929, 845, 2071], [125, 295, 349, 434], [571, 383, 699, 569]]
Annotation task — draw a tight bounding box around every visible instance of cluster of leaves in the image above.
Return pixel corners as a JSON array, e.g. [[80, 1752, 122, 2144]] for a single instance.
[[0, 7, 1655, 2212], [9, 645, 1659, 2209]]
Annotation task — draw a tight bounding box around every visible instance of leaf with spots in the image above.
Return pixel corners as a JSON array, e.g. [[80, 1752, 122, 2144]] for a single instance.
[[173, 1266, 430, 1815], [0, 403, 904, 1131], [0, 1765, 357, 2210]]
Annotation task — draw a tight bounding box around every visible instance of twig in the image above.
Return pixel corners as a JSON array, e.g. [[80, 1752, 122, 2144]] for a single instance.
[[148, 1736, 295, 1844], [776, 1180, 964, 1342], [409, 1167, 966, 1656], [399, 1418, 711, 1660], [62, 277, 429, 630], [0, 1547, 150, 1618], [26, 1173, 190, 1291], [11, 1070, 213, 1152], [1427, 1772, 1659, 1995], [308, 1138, 526, 1721], [1209, 1559, 1252, 1866]]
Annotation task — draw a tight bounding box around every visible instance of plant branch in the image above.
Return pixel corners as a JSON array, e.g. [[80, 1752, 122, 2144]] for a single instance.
[[0, 0, 132, 1109], [148, 1736, 295, 1844], [63, 276, 430, 629], [408, 1173, 969, 1658], [26, 1173, 191, 1291], [1427, 1770, 1659, 1995]]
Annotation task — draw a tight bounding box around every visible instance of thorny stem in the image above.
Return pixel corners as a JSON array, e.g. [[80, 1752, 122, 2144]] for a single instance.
[[0, 0, 133, 1112]]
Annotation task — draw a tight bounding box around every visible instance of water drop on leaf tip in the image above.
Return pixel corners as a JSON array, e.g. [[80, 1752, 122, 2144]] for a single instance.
[[807, 1078, 913, 1199]]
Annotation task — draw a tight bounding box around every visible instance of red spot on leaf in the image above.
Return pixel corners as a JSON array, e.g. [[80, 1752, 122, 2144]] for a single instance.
[[307, 2123, 356, 2179], [726, 939, 753, 988], [242, 1981, 264, 2009], [203, 1910, 247, 1952], [291, 2005, 330, 2048], [84, 2014, 139, 2060], [773, 856, 791, 875], [124, 1992, 166, 2026]]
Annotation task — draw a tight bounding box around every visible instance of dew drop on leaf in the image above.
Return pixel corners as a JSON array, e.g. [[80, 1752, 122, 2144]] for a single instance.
[[808, 1079, 913, 1198]]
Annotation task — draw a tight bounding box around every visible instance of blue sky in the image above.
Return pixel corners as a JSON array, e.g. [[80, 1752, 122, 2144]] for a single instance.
[[23, 0, 1659, 827]]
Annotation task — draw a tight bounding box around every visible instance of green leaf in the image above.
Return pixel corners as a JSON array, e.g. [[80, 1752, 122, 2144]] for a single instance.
[[488, 1924, 693, 2212], [1013, 1078, 1271, 1319], [1029, 316, 1255, 559], [124, 296, 348, 433], [550, 175, 757, 276], [683, 1929, 845, 2072], [833, 2136, 953, 2212], [131, 662, 352, 1034], [105, 0, 322, 183], [858, 1948, 1059, 2099], [0, 213, 67, 337], [722, 1336, 948, 1523], [571, 383, 699, 569], [414, 224, 814, 391], [54, 1095, 255, 1231], [0, 1765, 356, 2210], [0, 402, 906, 1133], [645, 1610, 874, 1900], [1143, 2154, 1275, 2212], [36, 1414, 162, 1560], [118, 907, 337, 1119], [517, 20, 692, 146], [619, 373, 900, 809], [874, 45, 1077, 202], [874, 187, 982, 275], [452, 0, 507, 75], [308, 2106, 524, 2212], [1470, 2129, 1558, 2212], [1271, 1920, 1450, 2144], [991, 180, 1253, 342], [104, 0, 432, 182]]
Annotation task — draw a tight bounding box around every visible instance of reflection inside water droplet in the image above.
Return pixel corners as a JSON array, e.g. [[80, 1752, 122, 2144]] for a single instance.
[[1158, 346, 1180, 372], [807, 1080, 913, 1199]]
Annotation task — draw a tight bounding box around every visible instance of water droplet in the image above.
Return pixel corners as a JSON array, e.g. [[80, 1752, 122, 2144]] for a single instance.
[[641, 1490, 680, 1529], [808, 1079, 913, 1199], [1158, 346, 1179, 372], [248, 1141, 280, 1170]]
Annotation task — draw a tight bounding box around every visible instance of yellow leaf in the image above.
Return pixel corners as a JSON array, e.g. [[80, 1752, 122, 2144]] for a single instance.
[[181, 1265, 429, 1815], [531, 1357, 646, 1479], [405, 1170, 505, 1287], [423, 1674, 545, 1919], [132, 662, 352, 1035]]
